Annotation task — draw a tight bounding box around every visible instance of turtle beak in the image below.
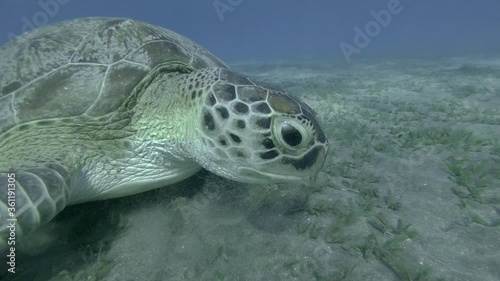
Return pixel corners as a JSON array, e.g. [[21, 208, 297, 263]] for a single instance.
[[237, 167, 303, 183]]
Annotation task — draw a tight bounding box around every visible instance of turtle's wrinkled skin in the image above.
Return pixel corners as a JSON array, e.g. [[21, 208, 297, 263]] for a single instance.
[[0, 18, 328, 248]]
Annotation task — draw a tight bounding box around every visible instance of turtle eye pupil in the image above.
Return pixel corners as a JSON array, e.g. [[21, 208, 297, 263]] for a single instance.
[[281, 123, 302, 147]]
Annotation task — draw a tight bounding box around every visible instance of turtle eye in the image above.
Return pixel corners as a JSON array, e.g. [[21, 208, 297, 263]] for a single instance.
[[273, 118, 312, 152], [281, 123, 302, 147]]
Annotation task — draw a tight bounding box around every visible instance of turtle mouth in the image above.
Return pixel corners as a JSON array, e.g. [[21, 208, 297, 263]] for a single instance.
[[237, 167, 303, 183]]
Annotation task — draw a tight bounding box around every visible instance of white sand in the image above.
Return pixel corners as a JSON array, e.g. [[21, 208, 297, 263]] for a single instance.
[[6, 56, 499, 281]]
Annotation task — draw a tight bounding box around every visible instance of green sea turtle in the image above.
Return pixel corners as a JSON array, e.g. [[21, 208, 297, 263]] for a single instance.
[[0, 17, 328, 248]]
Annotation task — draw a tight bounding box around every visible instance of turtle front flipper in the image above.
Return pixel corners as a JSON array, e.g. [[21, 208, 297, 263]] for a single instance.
[[0, 165, 70, 249]]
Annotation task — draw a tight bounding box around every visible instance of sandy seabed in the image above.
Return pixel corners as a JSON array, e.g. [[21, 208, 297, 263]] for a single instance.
[[3, 56, 500, 281]]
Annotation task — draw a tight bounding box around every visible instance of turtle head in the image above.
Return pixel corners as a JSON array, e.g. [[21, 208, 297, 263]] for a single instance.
[[190, 68, 328, 184]]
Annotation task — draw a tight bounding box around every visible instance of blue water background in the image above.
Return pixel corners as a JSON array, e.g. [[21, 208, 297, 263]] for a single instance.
[[0, 0, 499, 63]]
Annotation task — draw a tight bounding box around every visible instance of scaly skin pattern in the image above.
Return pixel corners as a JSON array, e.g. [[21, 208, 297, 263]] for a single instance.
[[0, 66, 206, 248]]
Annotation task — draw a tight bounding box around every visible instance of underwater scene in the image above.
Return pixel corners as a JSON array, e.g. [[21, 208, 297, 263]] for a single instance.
[[0, 1, 499, 280]]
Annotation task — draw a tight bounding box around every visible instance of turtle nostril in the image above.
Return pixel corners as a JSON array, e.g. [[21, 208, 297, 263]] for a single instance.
[[229, 133, 241, 143]]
